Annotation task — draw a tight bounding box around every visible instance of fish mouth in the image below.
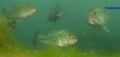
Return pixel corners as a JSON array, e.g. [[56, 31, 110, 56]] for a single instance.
[[57, 38, 78, 48]]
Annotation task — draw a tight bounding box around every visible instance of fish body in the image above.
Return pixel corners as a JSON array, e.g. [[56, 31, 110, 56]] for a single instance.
[[88, 13, 105, 27], [34, 29, 78, 48], [0, 3, 37, 28], [10, 3, 36, 19], [88, 7, 110, 32], [48, 4, 62, 23]]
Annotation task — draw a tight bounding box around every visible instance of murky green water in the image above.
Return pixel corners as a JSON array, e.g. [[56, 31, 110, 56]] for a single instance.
[[0, 0, 120, 57]]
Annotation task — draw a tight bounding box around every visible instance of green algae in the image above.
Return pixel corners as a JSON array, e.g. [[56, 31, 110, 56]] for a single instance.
[[1, 46, 120, 57], [0, 15, 16, 50], [0, 14, 119, 57]]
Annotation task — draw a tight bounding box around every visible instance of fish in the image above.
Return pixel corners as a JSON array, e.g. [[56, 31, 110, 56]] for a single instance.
[[0, 3, 37, 28], [48, 4, 62, 23], [87, 7, 110, 32], [33, 29, 78, 48], [9, 3, 36, 19]]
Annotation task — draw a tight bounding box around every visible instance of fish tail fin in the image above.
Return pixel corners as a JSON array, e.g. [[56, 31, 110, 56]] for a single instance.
[[0, 8, 10, 18], [102, 26, 110, 32], [33, 30, 42, 48], [33, 30, 49, 48], [0, 8, 6, 16]]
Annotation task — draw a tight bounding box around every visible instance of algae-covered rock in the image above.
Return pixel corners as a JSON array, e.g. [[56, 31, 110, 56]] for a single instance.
[[0, 15, 16, 48]]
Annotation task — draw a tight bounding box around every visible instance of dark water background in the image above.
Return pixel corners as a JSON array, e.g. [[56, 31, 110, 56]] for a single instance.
[[0, 0, 120, 53]]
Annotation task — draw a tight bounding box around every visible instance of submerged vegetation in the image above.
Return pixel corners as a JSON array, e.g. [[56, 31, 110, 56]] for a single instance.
[[0, 15, 16, 49], [0, 12, 119, 57], [0, 1, 119, 57], [0, 46, 120, 57]]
